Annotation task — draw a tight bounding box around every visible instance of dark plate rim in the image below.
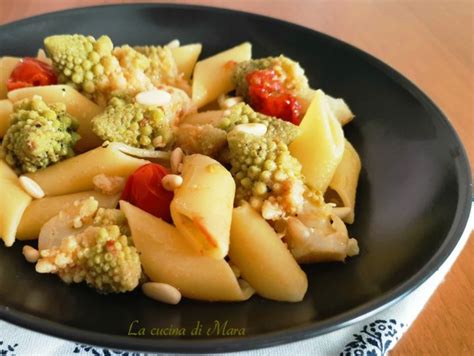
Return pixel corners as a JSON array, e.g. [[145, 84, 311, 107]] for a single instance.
[[0, 3, 472, 354]]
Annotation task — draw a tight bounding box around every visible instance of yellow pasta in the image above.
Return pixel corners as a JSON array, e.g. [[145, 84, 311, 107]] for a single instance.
[[327, 140, 361, 224], [171, 154, 234, 259], [290, 89, 345, 193], [0, 99, 13, 138], [121, 201, 253, 301], [16, 191, 120, 240], [7, 85, 103, 151], [301, 89, 354, 126], [26, 145, 148, 197], [0, 57, 20, 99], [0, 160, 32, 247], [171, 43, 202, 80], [192, 42, 251, 108], [229, 204, 308, 302]]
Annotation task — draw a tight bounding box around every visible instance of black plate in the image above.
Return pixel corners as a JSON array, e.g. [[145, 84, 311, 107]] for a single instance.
[[0, 4, 471, 353]]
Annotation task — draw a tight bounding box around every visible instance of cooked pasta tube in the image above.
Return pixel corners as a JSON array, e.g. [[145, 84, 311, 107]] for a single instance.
[[0, 57, 20, 99], [121, 201, 253, 301], [170, 154, 235, 259], [16, 191, 120, 240], [7, 85, 103, 151], [0, 160, 32, 247], [26, 145, 148, 197], [192, 42, 251, 108], [327, 140, 361, 224], [0, 99, 13, 138], [229, 204, 308, 302], [171, 43, 202, 80], [290, 89, 345, 193]]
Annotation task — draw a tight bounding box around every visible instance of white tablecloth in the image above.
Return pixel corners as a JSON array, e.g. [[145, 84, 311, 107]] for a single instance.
[[1, 204, 472, 356]]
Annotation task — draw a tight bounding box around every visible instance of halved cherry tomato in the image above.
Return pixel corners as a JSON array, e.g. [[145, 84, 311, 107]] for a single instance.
[[246, 68, 302, 125], [120, 163, 174, 222], [7, 57, 57, 91]]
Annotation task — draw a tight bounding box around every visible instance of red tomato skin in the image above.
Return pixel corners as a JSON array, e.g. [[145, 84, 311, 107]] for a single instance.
[[120, 164, 174, 222], [7, 57, 57, 91], [246, 69, 302, 125]]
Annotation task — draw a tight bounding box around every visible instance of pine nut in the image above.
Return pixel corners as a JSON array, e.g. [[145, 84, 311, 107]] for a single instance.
[[22, 245, 39, 263], [223, 96, 242, 108], [142, 282, 181, 304], [166, 39, 180, 49], [35, 260, 56, 273], [136, 89, 172, 106], [161, 174, 183, 191], [19, 176, 45, 199], [233, 123, 267, 137], [170, 147, 184, 174]]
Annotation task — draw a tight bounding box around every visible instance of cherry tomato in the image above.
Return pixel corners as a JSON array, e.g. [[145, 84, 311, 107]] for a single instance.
[[120, 163, 174, 222], [246, 68, 302, 125], [7, 57, 57, 91]]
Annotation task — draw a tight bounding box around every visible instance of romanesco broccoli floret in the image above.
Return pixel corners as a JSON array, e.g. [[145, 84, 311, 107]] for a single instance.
[[134, 45, 179, 87], [233, 55, 310, 100], [35, 200, 141, 294], [44, 35, 155, 105], [227, 129, 305, 219], [44, 35, 118, 95], [218, 103, 299, 145], [91, 97, 172, 149], [1, 96, 80, 173]]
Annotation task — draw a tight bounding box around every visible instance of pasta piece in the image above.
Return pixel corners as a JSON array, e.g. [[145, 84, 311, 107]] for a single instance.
[[327, 140, 361, 224], [326, 95, 354, 126], [0, 160, 32, 246], [170, 154, 234, 259], [192, 42, 251, 108], [180, 110, 224, 126], [26, 145, 148, 197], [171, 43, 202, 80], [289, 89, 345, 193], [16, 191, 120, 240], [0, 57, 20, 99], [0, 99, 13, 138], [8, 85, 103, 151], [121, 201, 253, 301], [301, 90, 354, 126], [229, 204, 308, 302]]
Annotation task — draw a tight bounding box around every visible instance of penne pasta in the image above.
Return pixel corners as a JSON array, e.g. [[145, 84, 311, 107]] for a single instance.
[[26, 145, 148, 197], [192, 42, 251, 108], [327, 140, 361, 224], [0, 57, 20, 99], [0, 160, 32, 247], [7, 85, 103, 152], [290, 89, 345, 193], [0, 99, 13, 138], [171, 43, 202, 80], [121, 201, 253, 301], [171, 154, 235, 259], [16, 191, 120, 240], [229, 204, 308, 302]]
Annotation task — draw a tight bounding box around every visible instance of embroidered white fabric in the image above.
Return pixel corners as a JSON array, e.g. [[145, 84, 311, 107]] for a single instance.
[[1, 204, 472, 356]]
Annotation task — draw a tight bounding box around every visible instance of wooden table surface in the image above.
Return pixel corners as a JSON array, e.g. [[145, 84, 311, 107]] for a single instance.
[[1, 0, 472, 354]]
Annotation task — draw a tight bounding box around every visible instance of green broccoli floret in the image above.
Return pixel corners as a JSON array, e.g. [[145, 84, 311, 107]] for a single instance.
[[233, 55, 310, 100], [217, 103, 299, 145], [35, 202, 141, 294], [134, 45, 179, 87], [227, 129, 305, 219], [91, 97, 172, 149], [1, 96, 80, 173]]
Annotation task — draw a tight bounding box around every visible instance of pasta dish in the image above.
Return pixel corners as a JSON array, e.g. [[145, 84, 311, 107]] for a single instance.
[[0, 35, 361, 304]]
